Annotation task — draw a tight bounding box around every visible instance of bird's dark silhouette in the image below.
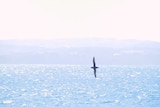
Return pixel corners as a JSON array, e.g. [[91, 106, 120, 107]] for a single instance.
[[91, 57, 99, 78]]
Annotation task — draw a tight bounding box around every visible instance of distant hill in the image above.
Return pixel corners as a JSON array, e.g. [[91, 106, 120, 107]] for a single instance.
[[0, 39, 160, 65]]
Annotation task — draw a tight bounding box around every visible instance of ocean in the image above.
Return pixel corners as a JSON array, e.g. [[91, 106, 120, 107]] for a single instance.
[[0, 65, 160, 107]]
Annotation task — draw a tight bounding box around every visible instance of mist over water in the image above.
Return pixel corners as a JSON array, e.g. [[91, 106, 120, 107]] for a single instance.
[[0, 65, 160, 107], [1, 39, 160, 65]]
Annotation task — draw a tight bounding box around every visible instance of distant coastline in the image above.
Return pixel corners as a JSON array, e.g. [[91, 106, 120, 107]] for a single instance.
[[0, 39, 160, 65]]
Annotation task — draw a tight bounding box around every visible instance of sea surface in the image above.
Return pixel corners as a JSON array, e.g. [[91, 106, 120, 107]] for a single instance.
[[0, 65, 160, 107]]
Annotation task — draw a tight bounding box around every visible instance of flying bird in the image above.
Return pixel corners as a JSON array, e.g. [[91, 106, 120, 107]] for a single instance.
[[91, 57, 99, 78]]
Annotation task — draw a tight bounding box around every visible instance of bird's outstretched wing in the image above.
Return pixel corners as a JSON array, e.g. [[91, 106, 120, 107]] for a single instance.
[[93, 57, 96, 67], [94, 70, 96, 78]]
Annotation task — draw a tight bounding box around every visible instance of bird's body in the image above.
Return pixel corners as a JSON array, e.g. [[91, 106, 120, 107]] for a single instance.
[[91, 57, 99, 78]]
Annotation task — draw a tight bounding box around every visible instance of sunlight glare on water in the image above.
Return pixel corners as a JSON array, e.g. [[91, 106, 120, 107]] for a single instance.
[[0, 65, 160, 107]]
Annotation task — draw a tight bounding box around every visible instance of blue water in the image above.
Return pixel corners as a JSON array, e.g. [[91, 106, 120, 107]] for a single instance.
[[0, 65, 160, 107]]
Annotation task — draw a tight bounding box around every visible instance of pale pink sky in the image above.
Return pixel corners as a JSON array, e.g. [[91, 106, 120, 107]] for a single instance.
[[0, 0, 160, 41]]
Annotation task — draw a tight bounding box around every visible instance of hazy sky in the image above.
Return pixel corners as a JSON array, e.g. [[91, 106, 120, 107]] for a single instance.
[[0, 0, 160, 41]]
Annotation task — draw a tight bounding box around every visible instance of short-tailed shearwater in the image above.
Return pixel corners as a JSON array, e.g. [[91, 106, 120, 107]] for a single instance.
[[91, 57, 99, 78]]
